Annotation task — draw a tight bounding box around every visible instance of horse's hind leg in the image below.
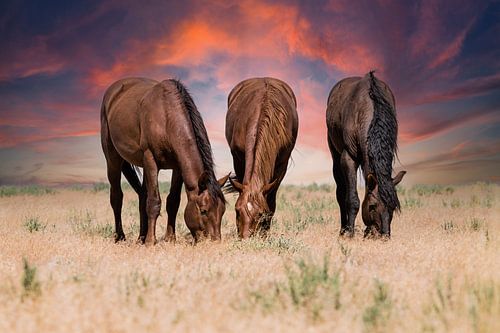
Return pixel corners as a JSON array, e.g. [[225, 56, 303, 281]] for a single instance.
[[340, 151, 359, 238], [107, 161, 125, 242], [331, 150, 348, 235], [143, 150, 161, 246], [121, 162, 148, 243], [163, 169, 182, 242], [102, 121, 125, 242]]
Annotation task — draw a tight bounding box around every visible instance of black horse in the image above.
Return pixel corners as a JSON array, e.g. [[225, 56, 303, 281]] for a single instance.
[[326, 71, 406, 238]]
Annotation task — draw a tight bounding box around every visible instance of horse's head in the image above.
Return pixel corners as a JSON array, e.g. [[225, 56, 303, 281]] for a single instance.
[[362, 171, 406, 238], [184, 172, 229, 242], [229, 178, 279, 238]]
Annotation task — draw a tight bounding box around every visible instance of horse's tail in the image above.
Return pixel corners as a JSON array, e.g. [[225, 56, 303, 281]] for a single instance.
[[368, 71, 398, 157], [367, 71, 400, 211], [122, 162, 143, 195]]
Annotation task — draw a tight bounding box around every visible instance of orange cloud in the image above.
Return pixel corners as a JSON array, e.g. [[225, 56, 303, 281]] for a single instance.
[[88, 0, 381, 91]]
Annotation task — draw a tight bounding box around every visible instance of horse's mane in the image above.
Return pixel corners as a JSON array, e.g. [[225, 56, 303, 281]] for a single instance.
[[366, 71, 400, 211], [223, 79, 294, 201], [169, 79, 225, 203], [253, 80, 292, 187]]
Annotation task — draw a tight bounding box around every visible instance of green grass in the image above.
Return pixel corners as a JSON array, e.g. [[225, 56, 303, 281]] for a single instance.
[[450, 198, 462, 209], [467, 218, 486, 232], [0, 185, 56, 197], [68, 209, 114, 239], [248, 256, 342, 321], [362, 280, 392, 332], [441, 220, 455, 232], [403, 196, 422, 209], [285, 257, 341, 310], [230, 235, 304, 254], [303, 183, 333, 193], [467, 281, 497, 333], [410, 184, 454, 196], [91, 181, 171, 193], [23, 216, 46, 233], [21, 258, 41, 299]]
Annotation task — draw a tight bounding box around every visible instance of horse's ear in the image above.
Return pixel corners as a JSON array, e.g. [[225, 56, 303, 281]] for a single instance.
[[367, 173, 377, 191], [393, 171, 406, 186], [217, 173, 231, 187], [261, 178, 279, 196], [229, 177, 244, 193], [198, 171, 209, 193]]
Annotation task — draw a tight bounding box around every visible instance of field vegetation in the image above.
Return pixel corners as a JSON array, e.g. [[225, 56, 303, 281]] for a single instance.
[[0, 182, 498, 332]]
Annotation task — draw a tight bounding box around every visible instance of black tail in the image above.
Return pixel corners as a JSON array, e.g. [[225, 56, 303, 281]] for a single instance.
[[222, 173, 240, 194], [122, 162, 143, 195], [367, 71, 400, 211]]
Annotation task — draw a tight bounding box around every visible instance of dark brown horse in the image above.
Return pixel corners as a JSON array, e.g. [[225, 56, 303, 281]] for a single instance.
[[326, 72, 406, 238], [225, 77, 298, 238], [100, 78, 229, 245]]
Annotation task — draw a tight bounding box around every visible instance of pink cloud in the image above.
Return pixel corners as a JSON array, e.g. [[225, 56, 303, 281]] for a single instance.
[[399, 105, 500, 144]]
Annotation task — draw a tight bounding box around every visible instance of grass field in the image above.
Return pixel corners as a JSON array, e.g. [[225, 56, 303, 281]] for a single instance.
[[0, 182, 498, 332]]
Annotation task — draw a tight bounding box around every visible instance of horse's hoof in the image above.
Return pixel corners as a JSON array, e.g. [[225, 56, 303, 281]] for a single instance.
[[144, 238, 156, 247], [339, 229, 354, 238], [381, 234, 391, 241], [162, 233, 176, 243], [136, 236, 146, 245], [114, 233, 126, 243]]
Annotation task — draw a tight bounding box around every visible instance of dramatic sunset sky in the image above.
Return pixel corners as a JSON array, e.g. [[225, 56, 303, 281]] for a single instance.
[[0, 0, 499, 185]]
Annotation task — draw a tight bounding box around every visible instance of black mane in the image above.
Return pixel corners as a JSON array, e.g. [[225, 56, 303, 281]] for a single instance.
[[170, 79, 225, 203], [367, 71, 400, 211]]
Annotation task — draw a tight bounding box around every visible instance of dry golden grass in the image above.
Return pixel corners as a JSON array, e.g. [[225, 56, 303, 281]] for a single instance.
[[0, 183, 498, 332]]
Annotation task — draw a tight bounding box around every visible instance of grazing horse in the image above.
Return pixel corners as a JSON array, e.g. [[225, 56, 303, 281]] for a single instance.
[[326, 72, 406, 238], [100, 78, 229, 245], [225, 77, 298, 238]]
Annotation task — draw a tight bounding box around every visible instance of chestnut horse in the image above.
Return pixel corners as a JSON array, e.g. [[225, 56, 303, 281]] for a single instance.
[[326, 72, 405, 238], [225, 77, 298, 238], [100, 78, 228, 245]]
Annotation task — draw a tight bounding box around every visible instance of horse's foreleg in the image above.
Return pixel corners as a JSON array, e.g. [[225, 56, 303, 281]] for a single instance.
[[143, 150, 160, 246], [164, 169, 182, 242], [262, 188, 278, 233], [137, 181, 148, 244], [340, 151, 359, 238]]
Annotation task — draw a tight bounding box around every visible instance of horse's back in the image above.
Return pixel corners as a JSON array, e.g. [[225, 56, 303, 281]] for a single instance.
[[326, 76, 369, 156], [326, 73, 395, 157], [226, 77, 297, 147], [101, 78, 161, 166], [102, 78, 158, 117], [228, 77, 296, 110]]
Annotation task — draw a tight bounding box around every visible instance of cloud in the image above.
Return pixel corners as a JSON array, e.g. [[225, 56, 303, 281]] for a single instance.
[[0, 0, 499, 184], [399, 103, 500, 143], [417, 73, 500, 105]]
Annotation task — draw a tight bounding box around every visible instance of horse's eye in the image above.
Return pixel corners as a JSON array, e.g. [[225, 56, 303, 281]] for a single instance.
[[200, 209, 208, 216]]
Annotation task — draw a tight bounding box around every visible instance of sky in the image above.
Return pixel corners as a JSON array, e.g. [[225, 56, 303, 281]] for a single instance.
[[0, 0, 499, 186]]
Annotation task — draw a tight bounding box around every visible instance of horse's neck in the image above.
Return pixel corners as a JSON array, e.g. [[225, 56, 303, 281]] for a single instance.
[[175, 145, 205, 192]]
